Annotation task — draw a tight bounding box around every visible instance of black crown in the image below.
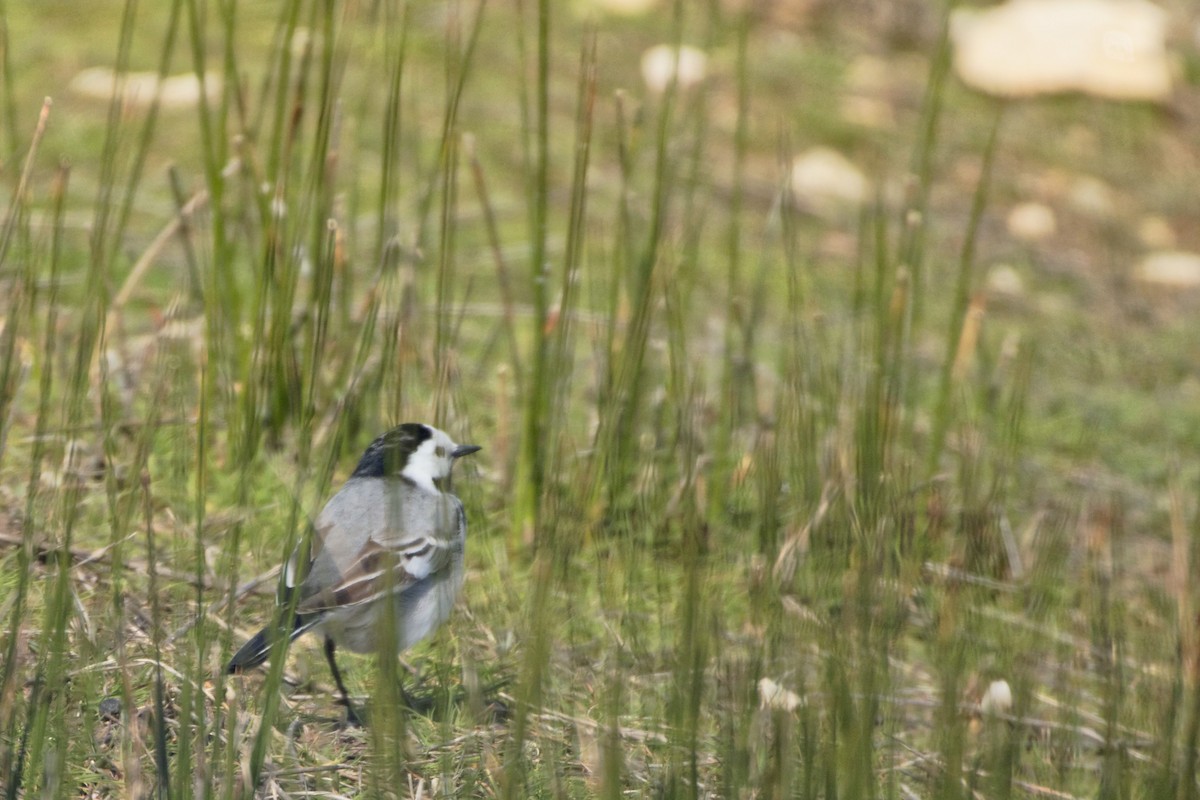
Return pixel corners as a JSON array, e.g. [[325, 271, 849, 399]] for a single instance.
[[350, 423, 432, 478]]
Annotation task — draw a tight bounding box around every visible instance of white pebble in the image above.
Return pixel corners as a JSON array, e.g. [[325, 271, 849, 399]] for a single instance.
[[1006, 202, 1056, 242], [950, 0, 1172, 101], [789, 147, 868, 215], [980, 679, 1013, 716], [640, 45, 708, 94], [585, 0, 658, 14], [69, 66, 221, 110], [986, 264, 1025, 297], [758, 677, 803, 712], [1135, 251, 1200, 289]]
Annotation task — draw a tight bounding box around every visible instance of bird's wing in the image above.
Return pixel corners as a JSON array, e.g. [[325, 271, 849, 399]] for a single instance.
[[297, 533, 459, 614], [285, 478, 463, 616]]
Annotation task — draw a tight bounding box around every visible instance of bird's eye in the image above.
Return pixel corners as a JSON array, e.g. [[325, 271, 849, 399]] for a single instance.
[[435, 446, 447, 458]]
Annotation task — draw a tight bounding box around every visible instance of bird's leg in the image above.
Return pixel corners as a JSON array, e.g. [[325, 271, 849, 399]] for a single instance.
[[323, 636, 362, 727]]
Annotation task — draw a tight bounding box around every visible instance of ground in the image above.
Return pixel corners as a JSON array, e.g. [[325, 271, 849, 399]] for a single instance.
[[0, 1, 1199, 798]]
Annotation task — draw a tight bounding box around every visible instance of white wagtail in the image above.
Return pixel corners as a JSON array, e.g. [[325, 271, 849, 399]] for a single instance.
[[227, 423, 480, 725]]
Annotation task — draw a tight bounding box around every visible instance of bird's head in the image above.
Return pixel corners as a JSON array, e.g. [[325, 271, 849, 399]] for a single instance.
[[351, 423, 481, 491]]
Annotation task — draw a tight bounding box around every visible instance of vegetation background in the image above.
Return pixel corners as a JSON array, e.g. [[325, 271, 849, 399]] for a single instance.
[[0, 0, 1198, 797]]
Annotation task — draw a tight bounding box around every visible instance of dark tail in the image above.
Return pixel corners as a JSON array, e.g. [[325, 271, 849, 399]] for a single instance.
[[227, 627, 274, 673], [227, 613, 314, 673]]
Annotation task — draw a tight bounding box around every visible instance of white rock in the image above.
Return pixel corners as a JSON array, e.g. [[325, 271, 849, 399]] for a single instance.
[[986, 264, 1025, 297], [789, 147, 868, 214], [640, 45, 708, 94], [950, 0, 1172, 101], [1135, 251, 1200, 288], [758, 678, 803, 712], [70, 67, 221, 109], [583, 0, 658, 14], [1006, 202, 1056, 242], [158, 74, 219, 108], [70, 67, 156, 103], [980, 679, 1013, 716]]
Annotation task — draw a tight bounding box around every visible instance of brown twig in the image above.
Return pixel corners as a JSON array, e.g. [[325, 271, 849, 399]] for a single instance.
[[0, 529, 212, 589]]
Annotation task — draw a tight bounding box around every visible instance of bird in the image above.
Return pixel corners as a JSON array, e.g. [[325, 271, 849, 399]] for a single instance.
[[227, 422, 481, 725]]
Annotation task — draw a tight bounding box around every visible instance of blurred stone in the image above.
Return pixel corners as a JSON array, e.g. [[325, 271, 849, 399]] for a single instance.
[[70, 67, 221, 109], [950, 0, 1172, 101], [758, 677, 803, 712], [1137, 215, 1176, 249], [789, 147, 868, 215], [640, 45, 708, 94], [980, 679, 1013, 716], [581, 0, 658, 14], [1135, 251, 1200, 288], [986, 264, 1025, 298], [1006, 202, 1056, 242], [71, 67, 154, 102], [159, 74, 218, 108], [1067, 176, 1117, 219]]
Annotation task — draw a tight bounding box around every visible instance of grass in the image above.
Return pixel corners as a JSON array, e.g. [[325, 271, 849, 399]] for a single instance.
[[0, 0, 1199, 798]]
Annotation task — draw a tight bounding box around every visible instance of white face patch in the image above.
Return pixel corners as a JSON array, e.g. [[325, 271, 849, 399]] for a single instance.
[[400, 428, 458, 492]]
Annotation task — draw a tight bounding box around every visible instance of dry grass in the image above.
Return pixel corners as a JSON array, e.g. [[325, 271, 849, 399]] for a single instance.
[[0, 1, 1198, 799]]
